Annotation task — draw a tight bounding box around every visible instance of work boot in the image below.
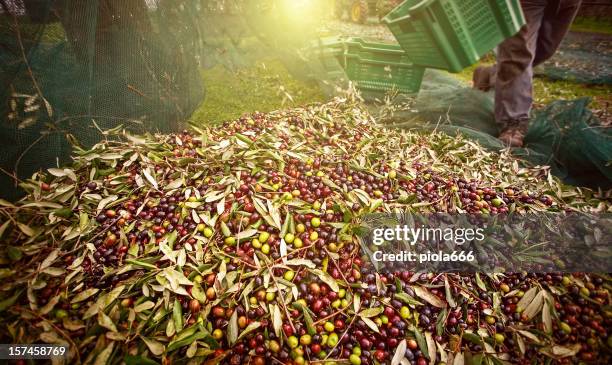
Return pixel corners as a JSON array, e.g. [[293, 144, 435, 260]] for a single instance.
[[472, 65, 495, 92], [498, 128, 525, 147]]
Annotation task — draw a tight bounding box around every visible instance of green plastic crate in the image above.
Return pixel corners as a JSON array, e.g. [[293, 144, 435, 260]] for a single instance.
[[382, 0, 525, 72], [310, 37, 345, 75], [341, 38, 425, 95]]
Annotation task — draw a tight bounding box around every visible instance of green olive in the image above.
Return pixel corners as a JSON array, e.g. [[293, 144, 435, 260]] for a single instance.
[[293, 237, 303, 248], [288, 336, 299, 349], [284, 270, 295, 281], [300, 334, 312, 345], [261, 243, 270, 255], [259, 231, 270, 243], [327, 332, 339, 347]]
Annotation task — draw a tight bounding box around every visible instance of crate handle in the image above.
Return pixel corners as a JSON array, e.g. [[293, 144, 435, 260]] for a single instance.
[[345, 55, 414, 68], [382, 0, 436, 25], [351, 44, 405, 55], [408, 0, 438, 12]]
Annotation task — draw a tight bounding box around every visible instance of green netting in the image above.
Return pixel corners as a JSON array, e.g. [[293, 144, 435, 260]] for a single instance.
[[380, 70, 612, 189], [1, 0, 205, 200], [0, 0, 343, 201]]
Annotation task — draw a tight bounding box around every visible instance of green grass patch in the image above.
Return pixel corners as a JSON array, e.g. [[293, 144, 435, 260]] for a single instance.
[[190, 59, 327, 125], [571, 16, 612, 35], [532, 79, 611, 107]]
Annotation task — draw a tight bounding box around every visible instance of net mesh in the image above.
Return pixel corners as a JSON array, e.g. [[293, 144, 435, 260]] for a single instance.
[[378, 70, 612, 189], [0, 0, 342, 200]]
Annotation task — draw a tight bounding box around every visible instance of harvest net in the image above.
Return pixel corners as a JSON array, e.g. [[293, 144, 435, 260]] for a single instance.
[[0, 0, 341, 200], [376, 70, 612, 190]]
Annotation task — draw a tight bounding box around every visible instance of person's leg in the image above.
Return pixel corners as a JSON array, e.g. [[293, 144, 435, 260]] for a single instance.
[[533, 0, 582, 67], [494, 0, 548, 147]]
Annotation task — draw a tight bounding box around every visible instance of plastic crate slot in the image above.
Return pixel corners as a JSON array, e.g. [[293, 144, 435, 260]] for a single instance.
[[382, 0, 525, 72]]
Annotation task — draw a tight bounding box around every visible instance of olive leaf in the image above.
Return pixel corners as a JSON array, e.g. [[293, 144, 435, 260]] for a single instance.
[[39, 295, 60, 315], [358, 306, 383, 318], [523, 291, 544, 320], [284, 259, 315, 268], [93, 342, 115, 365], [516, 287, 538, 312], [186, 341, 198, 358], [141, 336, 165, 356], [143, 169, 159, 189], [83, 285, 124, 318], [40, 248, 60, 270], [228, 309, 238, 345], [444, 276, 456, 308], [166, 319, 176, 337], [542, 298, 552, 334], [395, 292, 423, 306], [134, 301, 155, 313], [191, 282, 207, 303], [539, 344, 581, 359], [271, 304, 283, 339], [71, 288, 99, 304], [353, 293, 361, 313], [300, 305, 316, 335], [173, 299, 183, 332], [97, 195, 118, 213], [0, 290, 23, 312], [309, 269, 339, 292], [515, 333, 526, 355], [435, 308, 447, 337], [98, 311, 118, 332], [165, 177, 184, 190], [453, 352, 465, 365], [392, 339, 406, 365], [280, 238, 288, 263], [474, 273, 486, 291], [517, 330, 541, 344], [413, 286, 446, 308], [414, 327, 429, 359], [425, 332, 436, 364], [237, 321, 261, 342], [360, 316, 380, 334]]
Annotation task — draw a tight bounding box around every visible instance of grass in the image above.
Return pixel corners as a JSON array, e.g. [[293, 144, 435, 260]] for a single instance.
[[190, 46, 610, 126], [190, 59, 327, 125], [571, 16, 612, 35]]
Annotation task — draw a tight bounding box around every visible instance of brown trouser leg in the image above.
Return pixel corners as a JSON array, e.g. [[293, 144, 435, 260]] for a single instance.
[[492, 0, 581, 132]]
